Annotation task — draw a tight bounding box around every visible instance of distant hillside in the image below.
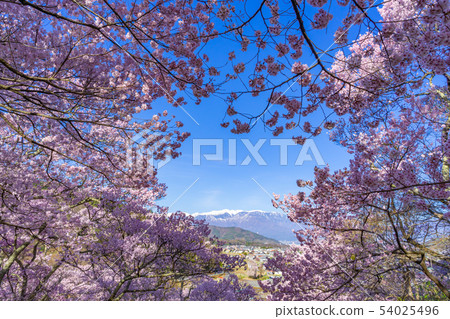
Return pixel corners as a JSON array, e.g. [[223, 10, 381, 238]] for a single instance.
[[192, 209, 298, 243], [208, 225, 283, 247]]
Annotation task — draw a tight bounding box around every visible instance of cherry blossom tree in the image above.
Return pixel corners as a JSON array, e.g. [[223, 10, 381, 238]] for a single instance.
[[2, 0, 449, 301], [0, 0, 256, 300], [189, 274, 258, 301], [210, 0, 449, 300]]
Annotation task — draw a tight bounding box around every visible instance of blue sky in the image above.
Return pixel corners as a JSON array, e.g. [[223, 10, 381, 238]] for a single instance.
[[132, 1, 374, 214], [140, 95, 351, 214]]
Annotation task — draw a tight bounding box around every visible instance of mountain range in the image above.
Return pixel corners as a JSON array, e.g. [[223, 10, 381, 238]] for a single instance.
[[191, 209, 299, 243]]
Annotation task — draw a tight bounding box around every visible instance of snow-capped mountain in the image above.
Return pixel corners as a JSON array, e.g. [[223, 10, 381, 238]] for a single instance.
[[191, 209, 299, 243]]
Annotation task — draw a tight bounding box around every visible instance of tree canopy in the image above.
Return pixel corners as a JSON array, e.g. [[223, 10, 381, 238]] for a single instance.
[[0, 0, 448, 300]]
